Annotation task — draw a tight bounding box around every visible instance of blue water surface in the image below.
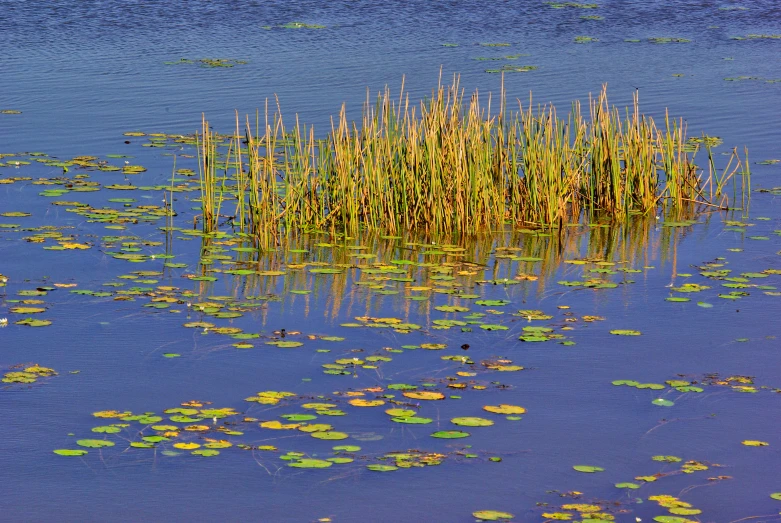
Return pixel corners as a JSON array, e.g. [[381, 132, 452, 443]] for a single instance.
[[2, 1, 781, 522]]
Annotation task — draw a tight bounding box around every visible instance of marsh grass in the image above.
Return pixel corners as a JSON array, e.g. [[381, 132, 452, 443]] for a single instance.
[[196, 75, 748, 246]]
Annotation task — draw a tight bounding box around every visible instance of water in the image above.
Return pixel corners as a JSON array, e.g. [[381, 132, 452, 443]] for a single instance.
[[2, 1, 781, 521]]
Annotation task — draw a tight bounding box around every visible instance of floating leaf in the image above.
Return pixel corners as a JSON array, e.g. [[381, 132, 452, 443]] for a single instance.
[[15, 318, 52, 327], [281, 414, 317, 421], [173, 443, 200, 450], [451, 417, 494, 427], [348, 399, 385, 407], [289, 459, 333, 468], [333, 445, 361, 452], [431, 430, 470, 439], [610, 329, 641, 336], [130, 441, 156, 448], [572, 465, 604, 473], [265, 341, 303, 348], [475, 300, 510, 306], [310, 431, 349, 440], [483, 404, 526, 415], [367, 464, 398, 472], [652, 455, 682, 462], [53, 449, 88, 456], [480, 324, 509, 331], [403, 391, 445, 400], [391, 416, 433, 424], [76, 439, 115, 448], [191, 449, 220, 456], [91, 426, 121, 434], [472, 510, 514, 521]]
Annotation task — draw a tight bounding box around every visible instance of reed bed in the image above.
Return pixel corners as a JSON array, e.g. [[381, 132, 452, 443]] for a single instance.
[[195, 76, 748, 247]]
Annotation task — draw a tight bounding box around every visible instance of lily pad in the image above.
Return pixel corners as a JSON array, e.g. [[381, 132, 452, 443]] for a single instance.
[[431, 430, 470, 439], [367, 464, 398, 472], [573, 465, 604, 473], [310, 431, 349, 440], [403, 391, 445, 400], [391, 416, 433, 424], [76, 439, 115, 448], [53, 449, 88, 456], [610, 329, 641, 336], [473, 510, 514, 521], [191, 449, 220, 456], [289, 459, 333, 468], [451, 417, 494, 427], [483, 404, 526, 415]]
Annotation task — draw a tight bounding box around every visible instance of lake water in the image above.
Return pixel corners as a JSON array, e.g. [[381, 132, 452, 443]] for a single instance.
[[2, 1, 781, 522]]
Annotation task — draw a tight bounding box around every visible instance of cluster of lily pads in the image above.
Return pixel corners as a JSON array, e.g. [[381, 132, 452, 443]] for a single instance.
[[2, 364, 57, 384], [53, 387, 523, 472], [532, 454, 722, 521]]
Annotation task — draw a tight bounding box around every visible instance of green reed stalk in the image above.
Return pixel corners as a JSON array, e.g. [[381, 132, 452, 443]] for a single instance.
[[196, 76, 749, 246]]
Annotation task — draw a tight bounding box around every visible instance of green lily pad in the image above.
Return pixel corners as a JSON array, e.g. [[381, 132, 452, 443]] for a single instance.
[[472, 510, 514, 521], [475, 300, 510, 306], [366, 464, 398, 472], [391, 416, 433, 424], [281, 414, 317, 421], [652, 455, 682, 462], [451, 417, 494, 427], [130, 441, 156, 448], [573, 465, 604, 473], [310, 431, 349, 440], [431, 430, 470, 439], [266, 341, 303, 348], [333, 445, 361, 452], [15, 318, 52, 327], [480, 324, 509, 331], [91, 426, 122, 434], [289, 459, 333, 468], [192, 449, 220, 456], [327, 457, 354, 464], [53, 449, 88, 456], [610, 329, 641, 336], [76, 439, 115, 448]]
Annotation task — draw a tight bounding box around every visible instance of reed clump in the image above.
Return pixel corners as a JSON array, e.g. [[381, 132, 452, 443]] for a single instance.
[[196, 75, 748, 247]]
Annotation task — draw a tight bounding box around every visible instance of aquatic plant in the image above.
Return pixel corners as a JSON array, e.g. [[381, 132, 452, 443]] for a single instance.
[[164, 58, 248, 68], [731, 34, 781, 40], [280, 21, 326, 29], [648, 37, 691, 44], [485, 64, 537, 73], [191, 76, 747, 245], [546, 2, 599, 8]]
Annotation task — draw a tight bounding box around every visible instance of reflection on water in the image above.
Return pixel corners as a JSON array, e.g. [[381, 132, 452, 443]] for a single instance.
[[189, 209, 699, 326]]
